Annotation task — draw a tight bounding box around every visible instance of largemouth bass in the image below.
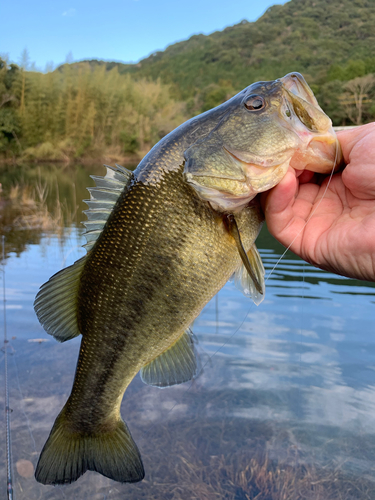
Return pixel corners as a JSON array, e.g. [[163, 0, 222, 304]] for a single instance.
[[34, 73, 341, 485]]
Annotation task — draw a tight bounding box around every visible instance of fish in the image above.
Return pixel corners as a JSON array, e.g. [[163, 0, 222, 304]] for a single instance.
[[34, 72, 341, 485]]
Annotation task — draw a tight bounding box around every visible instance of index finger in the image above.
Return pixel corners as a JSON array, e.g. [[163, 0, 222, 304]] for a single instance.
[[336, 122, 375, 199], [336, 122, 375, 164]]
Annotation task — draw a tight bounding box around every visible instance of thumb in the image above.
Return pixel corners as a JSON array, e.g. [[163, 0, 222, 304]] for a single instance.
[[260, 168, 298, 238]]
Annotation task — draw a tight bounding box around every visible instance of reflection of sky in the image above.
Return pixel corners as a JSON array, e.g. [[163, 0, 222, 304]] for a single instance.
[[194, 246, 375, 437], [2, 230, 85, 340], [2, 227, 375, 497]]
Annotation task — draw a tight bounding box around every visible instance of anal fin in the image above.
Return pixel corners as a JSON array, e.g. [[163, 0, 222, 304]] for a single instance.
[[140, 330, 198, 388]]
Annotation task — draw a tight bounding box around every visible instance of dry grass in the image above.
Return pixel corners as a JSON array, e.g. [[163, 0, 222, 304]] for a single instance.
[[165, 450, 374, 500], [119, 417, 375, 500], [5, 341, 375, 500], [7, 178, 77, 234]]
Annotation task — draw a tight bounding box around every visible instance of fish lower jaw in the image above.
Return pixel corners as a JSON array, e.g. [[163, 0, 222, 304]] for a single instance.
[[290, 136, 342, 173], [243, 160, 290, 193]]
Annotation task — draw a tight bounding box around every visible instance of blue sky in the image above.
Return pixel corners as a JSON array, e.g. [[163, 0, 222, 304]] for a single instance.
[[2, 0, 288, 71]]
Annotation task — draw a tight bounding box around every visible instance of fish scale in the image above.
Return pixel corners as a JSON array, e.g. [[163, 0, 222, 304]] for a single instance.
[[75, 167, 250, 415], [33, 72, 340, 485]]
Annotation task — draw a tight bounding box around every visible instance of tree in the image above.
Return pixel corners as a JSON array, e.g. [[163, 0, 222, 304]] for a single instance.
[[342, 74, 375, 125]]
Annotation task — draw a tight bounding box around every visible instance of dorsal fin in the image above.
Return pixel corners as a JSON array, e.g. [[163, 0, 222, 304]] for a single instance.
[[82, 164, 133, 251]]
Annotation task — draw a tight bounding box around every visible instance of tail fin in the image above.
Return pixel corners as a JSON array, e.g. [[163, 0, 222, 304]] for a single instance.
[[35, 409, 144, 485]]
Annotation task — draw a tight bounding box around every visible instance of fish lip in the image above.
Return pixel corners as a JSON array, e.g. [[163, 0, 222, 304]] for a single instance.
[[279, 72, 319, 107], [277, 84, 342, 173], [290, 132, 344, 173]]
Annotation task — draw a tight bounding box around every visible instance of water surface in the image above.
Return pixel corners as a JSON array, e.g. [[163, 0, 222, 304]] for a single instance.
[[1, 163, 375, 499]]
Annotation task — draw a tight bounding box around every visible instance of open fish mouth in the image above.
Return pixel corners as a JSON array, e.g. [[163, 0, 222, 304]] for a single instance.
[[280, 73, 343, 172], [184, 72, 342, 212]]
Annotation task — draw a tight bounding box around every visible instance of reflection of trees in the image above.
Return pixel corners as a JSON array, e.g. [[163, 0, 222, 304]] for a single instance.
[[0, 161, 135, 259], [0, 200, 46, 258], [0, 164, 84, 258], [0, 186, 77, 258]]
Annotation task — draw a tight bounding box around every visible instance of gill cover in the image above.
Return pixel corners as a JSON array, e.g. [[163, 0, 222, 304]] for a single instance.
[[184, 72, 341, 212], [184, 132, 250, 212]]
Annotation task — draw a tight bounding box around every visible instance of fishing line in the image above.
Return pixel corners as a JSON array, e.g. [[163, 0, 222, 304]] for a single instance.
[[297, 260, 305, 421], [2, 235, 14, 500], [145, 138, 341, 429], [264, 140, 340, 283], [12, 354, 37, 453], [198, 139, 340, 368]]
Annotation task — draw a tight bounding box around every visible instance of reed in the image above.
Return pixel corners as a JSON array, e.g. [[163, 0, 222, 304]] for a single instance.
[[7, 178, 76, 234]]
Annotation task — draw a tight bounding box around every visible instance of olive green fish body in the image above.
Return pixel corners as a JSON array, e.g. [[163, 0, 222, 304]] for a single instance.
[[70, 166, 262, 431], [34, 72, 341, 486]]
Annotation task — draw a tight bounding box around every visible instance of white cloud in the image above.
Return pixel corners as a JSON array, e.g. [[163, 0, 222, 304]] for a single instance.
[[62, 8, 76, 17]]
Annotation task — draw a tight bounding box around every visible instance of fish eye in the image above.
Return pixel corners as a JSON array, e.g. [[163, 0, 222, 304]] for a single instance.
[[244, 95, 265, 111]]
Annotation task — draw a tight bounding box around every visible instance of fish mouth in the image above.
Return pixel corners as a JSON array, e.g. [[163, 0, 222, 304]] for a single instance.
[[279, 73, 343, 173]]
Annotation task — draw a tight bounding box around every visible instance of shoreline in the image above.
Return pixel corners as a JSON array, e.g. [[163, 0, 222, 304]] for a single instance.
[[0, 153, 143, 168]]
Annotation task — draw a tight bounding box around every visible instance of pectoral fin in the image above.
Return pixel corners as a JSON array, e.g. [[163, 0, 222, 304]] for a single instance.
[[234, 244, 265, 305], [226, 214, 263, 295], [140, 330, 198, 388]]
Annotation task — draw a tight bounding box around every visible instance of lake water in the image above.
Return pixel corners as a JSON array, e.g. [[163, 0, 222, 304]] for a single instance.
[[1, 163, 375, 499]]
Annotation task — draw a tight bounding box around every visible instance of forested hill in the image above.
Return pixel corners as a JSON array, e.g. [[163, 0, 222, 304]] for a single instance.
[[1, 0, 375, 161], [84, 0, 375, 100]]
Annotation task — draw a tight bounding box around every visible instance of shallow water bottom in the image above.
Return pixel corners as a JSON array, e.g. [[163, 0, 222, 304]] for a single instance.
[[2, 338, 375, 500], [1, 226, 375, 499]]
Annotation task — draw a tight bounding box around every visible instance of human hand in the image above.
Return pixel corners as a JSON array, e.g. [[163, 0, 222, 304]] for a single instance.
[[260, 122, 375, 281]]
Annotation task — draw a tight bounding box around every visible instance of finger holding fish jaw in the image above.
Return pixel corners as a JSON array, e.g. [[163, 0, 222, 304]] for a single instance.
[[260, 122, 375, 281], [184, 72, 342, 214], [33, 71, 344, 488]]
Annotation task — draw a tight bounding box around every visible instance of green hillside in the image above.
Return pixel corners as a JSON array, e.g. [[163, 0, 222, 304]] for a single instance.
[[91, 0, 375, 98], [1, 0, 375, 161]]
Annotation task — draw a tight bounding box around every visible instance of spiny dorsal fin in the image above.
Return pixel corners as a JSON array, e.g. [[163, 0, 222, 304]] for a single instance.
[[140, 330, 199, 388], [82, 164, 133, 251], [34, 257, 87, 342], [34, 165, 133, 344], [234, 244, 265, 305]]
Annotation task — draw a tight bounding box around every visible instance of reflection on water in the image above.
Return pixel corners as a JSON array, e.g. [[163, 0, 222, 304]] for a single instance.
[[1, 163, 375, 499]]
